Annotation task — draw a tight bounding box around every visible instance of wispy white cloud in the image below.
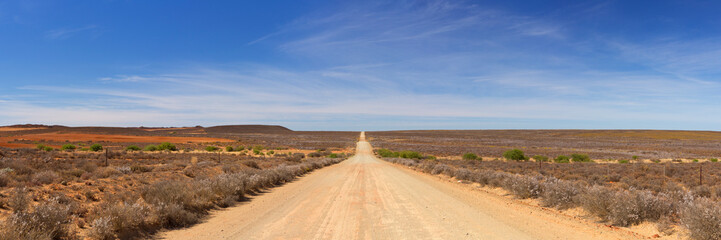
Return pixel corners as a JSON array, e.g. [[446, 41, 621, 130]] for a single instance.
[[4, 61, 718, 130], [99, 75, 154, 82], [45, 25, 98, 40], [609, 38, 721, 85]]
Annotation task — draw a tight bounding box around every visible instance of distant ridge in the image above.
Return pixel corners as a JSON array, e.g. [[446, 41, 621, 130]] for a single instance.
[[205, 125, 292, 134]]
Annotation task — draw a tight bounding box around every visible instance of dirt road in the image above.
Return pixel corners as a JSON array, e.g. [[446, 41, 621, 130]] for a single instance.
[[161, 132, 639, 240]]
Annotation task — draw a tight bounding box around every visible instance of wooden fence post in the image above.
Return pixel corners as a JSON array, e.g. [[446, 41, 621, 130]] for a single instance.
[[538, 160, 542, 173], [700, 163, 703, 186]]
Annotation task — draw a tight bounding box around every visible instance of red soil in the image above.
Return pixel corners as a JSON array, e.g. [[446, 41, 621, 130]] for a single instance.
[[0, 132, 234, 148]]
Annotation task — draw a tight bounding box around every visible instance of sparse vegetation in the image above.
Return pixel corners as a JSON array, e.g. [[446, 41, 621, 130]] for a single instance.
[[0, 144, 347, 239], [382, 155, 721, 238], [205, 146, 219, 152]]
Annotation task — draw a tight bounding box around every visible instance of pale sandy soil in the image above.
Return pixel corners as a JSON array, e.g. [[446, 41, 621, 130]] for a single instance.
[[159, 132, 645, 240]]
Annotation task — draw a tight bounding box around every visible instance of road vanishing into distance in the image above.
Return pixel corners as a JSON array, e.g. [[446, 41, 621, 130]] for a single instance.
[[161, 132, 638, 240]]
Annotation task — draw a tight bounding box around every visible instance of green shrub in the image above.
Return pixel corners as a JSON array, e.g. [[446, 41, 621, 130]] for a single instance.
[[36, 144, 46, 150], [711, 158, 719, 162], [693, 159, 699, 163], [377, 149, 398, 158], [90, 144, 103, 152], [157, 142, 177, 151], [533, 155, 549, 162], [268, 150, 275, 155], [462, 153, 479, 160], [398, 151, 422, 159], [329, 153, 338, 158], [225, 146, 234, 152], [144, 145, 158, 152], [61, 144, 76, 151], [236, 146, 245, 151], [503, 149, 527, 161], [554, 155, 570, 163], [252, 149, 261, 155], [571, 153, 592, 162], [206, 146, 219, 152], [618, 159, 630, 164], [126, 145, 141, 151], [43, 146, 54, 152]]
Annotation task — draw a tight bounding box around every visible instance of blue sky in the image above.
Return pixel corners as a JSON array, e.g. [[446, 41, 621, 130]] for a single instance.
[[1, 0, 721, 131]]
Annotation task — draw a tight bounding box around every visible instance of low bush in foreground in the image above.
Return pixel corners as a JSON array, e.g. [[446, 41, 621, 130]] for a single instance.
[[0, 198, 73, 240], [681, 197, 721, 240]]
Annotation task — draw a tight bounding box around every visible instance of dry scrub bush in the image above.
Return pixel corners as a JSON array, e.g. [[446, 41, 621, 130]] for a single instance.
[[89, 201, 154, 240], [31, 170, 59, 185], [0, 198, 73, 240], [242, 160, 260, 169], [680, 197, 721, 240], [384, 157, 676, 227], [578, 186, 673, 226], [152, 202, 198, 228], [207, 173, 248, 207], [9, 187, 31, 213], [540, 178, 580, 209], [0, 170, 10, 187], [505, 175, 542, 199], [431, 164, 451, 175]]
